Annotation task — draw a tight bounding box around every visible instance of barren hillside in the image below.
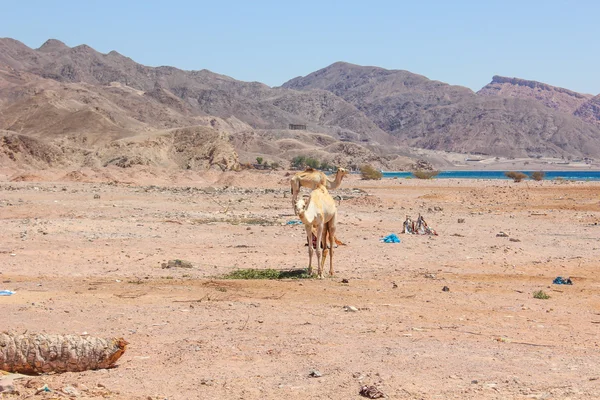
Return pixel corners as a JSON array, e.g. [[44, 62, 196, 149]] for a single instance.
[[0, 38, 401, 171], [283, 62, 600, 158], [3, 37, 600, 170]]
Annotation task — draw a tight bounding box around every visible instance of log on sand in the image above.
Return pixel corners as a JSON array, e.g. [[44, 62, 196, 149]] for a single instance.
[[0, 332, 127, 374]]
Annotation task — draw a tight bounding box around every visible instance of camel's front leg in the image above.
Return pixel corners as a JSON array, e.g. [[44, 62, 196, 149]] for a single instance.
[[304, 225, 313, 275], [315, 223, 324, 279]]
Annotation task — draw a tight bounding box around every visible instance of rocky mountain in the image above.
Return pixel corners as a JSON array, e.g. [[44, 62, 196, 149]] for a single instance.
[[574, 94, 600, 125], [283, 62, 600, 158], [478, 75, 593, 114], [3, 37, 600, 170], [0, 38, 401, 171]]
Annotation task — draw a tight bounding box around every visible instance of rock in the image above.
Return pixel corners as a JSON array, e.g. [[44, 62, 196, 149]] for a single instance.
[[344, 305, 359, 312], [458, 218, 465, 223], [359, 385, 385, 399], [162, 259, 193, 269], [62, 386, 80, 396], [496, 231, 509, 237], [341, 279, 349, 284], [442, 286, 450, 292], [309, 369, 322, 377], [93, 194, 100, 199], [509, 238, 521, 242], [0, 382, 16, 394], [411, 159, 434, 171]]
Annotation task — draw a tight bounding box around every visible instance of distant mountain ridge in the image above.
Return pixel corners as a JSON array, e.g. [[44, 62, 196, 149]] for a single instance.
[[2, 37, 600, 171], [0, 38, 407, 171], [478, 75, 593, 115], [0, 38, 391, 144], [283, 62, 600, 157]]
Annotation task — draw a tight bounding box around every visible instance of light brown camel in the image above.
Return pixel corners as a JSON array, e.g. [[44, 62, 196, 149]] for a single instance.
[[290, 167, 348, 213], [295, 185, 337, 278]]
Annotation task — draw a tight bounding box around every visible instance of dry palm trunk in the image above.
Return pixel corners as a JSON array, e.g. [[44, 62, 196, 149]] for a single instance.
[[0, 332, 127, 374]]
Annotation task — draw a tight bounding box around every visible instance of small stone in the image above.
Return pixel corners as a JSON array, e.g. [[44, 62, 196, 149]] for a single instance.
[[471, 379, 479, 384], [458, 218, 465, 223], [309, 370, 322, 377], [509, 238, 521, 242], [0, 382, 16, 394], [62, 386, 80, 396], [344, 305, 359, 312], [341, 279, 349, 284], [93, 194, 100, 199], [163, 259, 193, 269], [442, 286, 450, 292], [496, 231, 509, 237], [359, 385, 385, 398]]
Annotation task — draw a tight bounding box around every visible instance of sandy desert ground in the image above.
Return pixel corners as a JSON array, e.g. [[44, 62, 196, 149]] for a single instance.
[[1, 167, 600, 399]]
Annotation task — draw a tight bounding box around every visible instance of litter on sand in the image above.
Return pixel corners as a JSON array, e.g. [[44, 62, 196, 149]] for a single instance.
[[286, 220, 303, 225], [402, 214, 437, 235], [359, 385, 386, 399], [0, 290, 15, 296], [380, 233, 401, 243], [553, 276, 573, 285]]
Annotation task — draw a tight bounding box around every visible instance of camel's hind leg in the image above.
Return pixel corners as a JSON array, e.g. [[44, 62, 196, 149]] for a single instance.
[[320, 227, 329, 278], [291, 179, 299, 214], [327, 217, 336, 277]]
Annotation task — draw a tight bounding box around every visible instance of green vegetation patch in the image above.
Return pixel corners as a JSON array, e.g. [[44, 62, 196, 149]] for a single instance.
[[223, 268, 312, 280], [533, 290, 550, 300], [413, 169, 440, 179], [505, 171, 528, 182], [360, 164, 383, 180]]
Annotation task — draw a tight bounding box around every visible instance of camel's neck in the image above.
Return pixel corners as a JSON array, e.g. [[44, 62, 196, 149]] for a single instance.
[[298, 210, 313, 225], [326, 172, 343, 190]]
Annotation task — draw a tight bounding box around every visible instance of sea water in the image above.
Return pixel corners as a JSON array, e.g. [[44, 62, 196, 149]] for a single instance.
[[381, 170, 600, 181]]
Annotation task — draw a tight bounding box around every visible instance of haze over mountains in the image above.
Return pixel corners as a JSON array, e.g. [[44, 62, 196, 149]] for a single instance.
[[1, 37, 599, 171]]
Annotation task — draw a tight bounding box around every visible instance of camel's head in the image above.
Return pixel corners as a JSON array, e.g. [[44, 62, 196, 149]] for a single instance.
[[295, 197, 307, 216], [337, 167, 349, 178]]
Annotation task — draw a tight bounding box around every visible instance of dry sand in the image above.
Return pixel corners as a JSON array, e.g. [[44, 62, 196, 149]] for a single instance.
[[1, 167, 600, 399]]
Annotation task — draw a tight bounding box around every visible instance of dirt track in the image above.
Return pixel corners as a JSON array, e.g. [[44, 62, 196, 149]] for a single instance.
[[2, 168, 600, 399]]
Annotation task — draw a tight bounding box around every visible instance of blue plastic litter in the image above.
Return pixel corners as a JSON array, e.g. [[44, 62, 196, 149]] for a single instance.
[[0, 290, 15, 296], [380, 233, 401, 243], [286, 220, 303, 225], [552, 276, 573, 285]]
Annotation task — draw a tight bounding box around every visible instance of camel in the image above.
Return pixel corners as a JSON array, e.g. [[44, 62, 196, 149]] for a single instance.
[[295, 185, 337, 278], [290, 167, 348, 213]]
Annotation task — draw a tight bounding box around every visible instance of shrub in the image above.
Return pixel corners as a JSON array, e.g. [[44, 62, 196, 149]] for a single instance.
[[291, 156, 306, 169], [530, 171, 545, 181], [533, 290, 550, 300], [319, 161, 332, 171], [223, 268, 311, 279], [505, 171, 527, 182], [360, 164, 382, 180], [305, 157, 320, 169], [256, 157, 263, 165], [413, 169, 440, 179]]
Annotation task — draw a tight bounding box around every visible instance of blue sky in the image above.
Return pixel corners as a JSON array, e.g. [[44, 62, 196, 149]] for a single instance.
[[2, 0, 599, 94]]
